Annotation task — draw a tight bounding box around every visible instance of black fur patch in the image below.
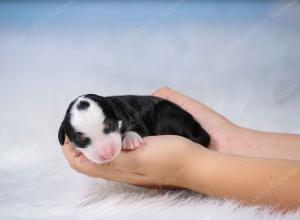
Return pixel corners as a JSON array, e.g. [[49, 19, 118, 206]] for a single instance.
[[77, 101, 90, 110]]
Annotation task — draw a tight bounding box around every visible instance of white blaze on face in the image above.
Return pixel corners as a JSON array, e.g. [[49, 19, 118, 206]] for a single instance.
[[70, 97, 122, 164]]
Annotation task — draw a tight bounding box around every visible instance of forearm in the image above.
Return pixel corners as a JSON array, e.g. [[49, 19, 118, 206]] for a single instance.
[[183, 147, 300, 211], [232, 127, 300, 160]]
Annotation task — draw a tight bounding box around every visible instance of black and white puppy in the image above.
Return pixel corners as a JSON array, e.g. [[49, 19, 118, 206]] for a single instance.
[[58, 94, 210, 164]]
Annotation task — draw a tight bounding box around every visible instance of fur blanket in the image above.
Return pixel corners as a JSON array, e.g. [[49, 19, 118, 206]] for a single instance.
[[1, 2, 300, 218]]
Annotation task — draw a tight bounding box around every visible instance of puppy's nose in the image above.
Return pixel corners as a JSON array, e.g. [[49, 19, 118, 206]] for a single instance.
[[98, 146, 116, 161]]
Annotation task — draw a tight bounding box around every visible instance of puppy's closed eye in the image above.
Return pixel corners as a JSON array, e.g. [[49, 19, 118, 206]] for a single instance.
[[103, 121, 118, 134], [74, 132, 91, 147], [76, 132, 85, 141]]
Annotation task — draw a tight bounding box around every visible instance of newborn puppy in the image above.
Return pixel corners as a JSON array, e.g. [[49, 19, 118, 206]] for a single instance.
[[58, 94, 210, 164]]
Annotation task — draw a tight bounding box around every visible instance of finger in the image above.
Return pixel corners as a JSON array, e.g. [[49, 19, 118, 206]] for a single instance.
[[61, 136, 148, 184], [61, 138, 79, 160], [75, 152, 146, 185], [152, 87, 223, 126], [60, 136, 144, 184], [64, 136, 70, 144], [69, 145, 146, 181], [152, 87, 204, 116], [61, 140, 83, 171], [152, 87, 189, 103], [61, 147, 121, 180]]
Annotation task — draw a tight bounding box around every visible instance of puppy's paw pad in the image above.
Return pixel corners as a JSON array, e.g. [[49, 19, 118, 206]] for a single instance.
[[122, 131, 143, 150]]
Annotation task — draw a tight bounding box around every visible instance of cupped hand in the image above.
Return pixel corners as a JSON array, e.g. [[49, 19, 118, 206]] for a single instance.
[[152, 87, 241, 154], [61, 87, 241, 187], [62, 135, 205, 188]]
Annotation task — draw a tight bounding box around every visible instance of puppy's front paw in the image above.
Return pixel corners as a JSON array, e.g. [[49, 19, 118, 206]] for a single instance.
[[122, 131, 144, 150]]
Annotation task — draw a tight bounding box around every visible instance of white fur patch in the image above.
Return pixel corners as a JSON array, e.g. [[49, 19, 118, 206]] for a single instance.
[[118, 120, 123, 129], [69, 97, 122, 164], [71, 97, 105, 138]]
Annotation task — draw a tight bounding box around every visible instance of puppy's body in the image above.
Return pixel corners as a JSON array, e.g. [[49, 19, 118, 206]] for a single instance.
[[59, 94, 210, 164], [107, 95, 210, 144]]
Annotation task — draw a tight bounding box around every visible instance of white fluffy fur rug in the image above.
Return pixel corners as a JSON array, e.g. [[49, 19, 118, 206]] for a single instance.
[[1, 2, 300, 219]]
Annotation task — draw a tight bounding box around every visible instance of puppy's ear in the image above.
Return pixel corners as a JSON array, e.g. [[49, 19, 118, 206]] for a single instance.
[[58, 122, 65, 145]]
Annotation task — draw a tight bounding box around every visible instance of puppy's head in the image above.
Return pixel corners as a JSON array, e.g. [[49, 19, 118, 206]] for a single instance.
[[59, 94, 122, 164]]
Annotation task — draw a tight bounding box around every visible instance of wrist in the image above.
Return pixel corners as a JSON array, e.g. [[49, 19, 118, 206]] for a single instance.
[[179, 144, 217, 193], [228, 126, 265, 157], [230, 127, 300, 160], [219, 125, 256, 156]]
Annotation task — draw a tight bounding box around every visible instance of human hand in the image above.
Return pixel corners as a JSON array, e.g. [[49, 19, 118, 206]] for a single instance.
[[152, 87, 241, 154], [62, 135, 206, 188], [61, 87, 300, 209]]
